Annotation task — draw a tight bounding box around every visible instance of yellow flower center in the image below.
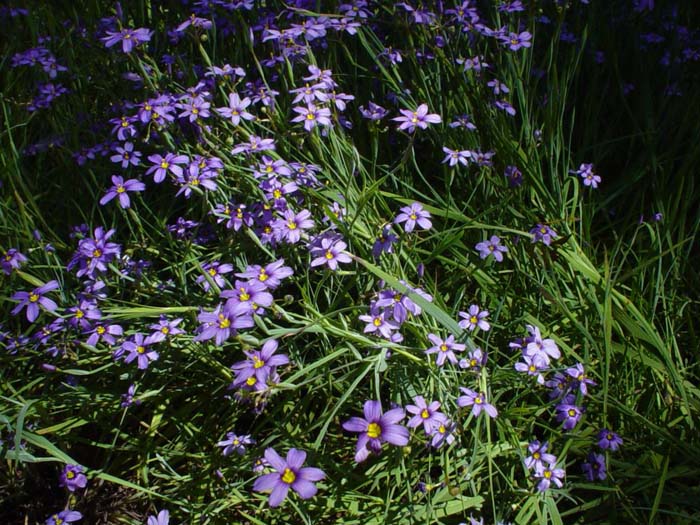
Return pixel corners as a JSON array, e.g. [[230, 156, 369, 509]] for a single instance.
[[92, 249, 102, 257], [218, 315, 231, 329], [367, 422, 382, 438], [287, 221, 297, 230], [29, 293, 39, 302], [372, 317, 382, 327], [325, 250, 334, 260], [281, 467, 296, 484], [66, 471, 75, 479], [208, 268, 217, 276], [192, 108, 199, 115], [161, 327, 170, 334], [137, 346, 145, 354], [439, 344, 448, 352], [116, 185, 126, 193], [306, 112, 315, 120], [96, 326, 106, 334], [533, 452, 540, 459], [438, 424, 446, 433], [420, 409, 430, 419], [409, 213, 417, 220], [258, 270, 268, 282], [568, 409, 576, 417], [475, 396, 483, 404], [246, 376, 257, 386], [273, 189, 282, 199], [470, 316, 478, 324], [411, 113, 418, 123], [253, 356, 265, 369], [544, 470, 552, 479], [161, 161, 169, 169]]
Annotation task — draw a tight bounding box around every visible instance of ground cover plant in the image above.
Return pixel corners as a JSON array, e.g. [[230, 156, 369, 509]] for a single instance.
[[1, 0, 700, 523]]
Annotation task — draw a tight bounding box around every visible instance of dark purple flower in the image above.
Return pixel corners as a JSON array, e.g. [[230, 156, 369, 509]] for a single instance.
[[597, 429, 623, 451], [99, 176, 145, 209], [253, 448, 325, 507], [359, 102, 388, 120], [504, 165, 523, 187], [358, 307, 400, 340], [514, 354, 547, 384], [11, 280, 60, 322], [110, 142, 141, 168], [395, 202, 432, 232], [372, 227, 398, 258], [442, 147, 471, 167], [342, 400, 409, 462], [501, 31, 532, 51], [121, 384, 141, 407], [475, 236, 508, 262], [524, 325, 560, 366], [459, 347, 487, 371], [582, 452, 607, 481], [555, 403, 584, 430], [530, 224, 558, 245], [457, 388, 498, 418], [221, 279, 274, 314], [393, 103, 441, 133], [430, 419, 456, 448], [59, 464, 87, 492], [197, 261, 234, 292]]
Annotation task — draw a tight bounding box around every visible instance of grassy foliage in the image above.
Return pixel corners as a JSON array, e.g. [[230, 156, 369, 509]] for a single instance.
[[1, 1, 700, 524]]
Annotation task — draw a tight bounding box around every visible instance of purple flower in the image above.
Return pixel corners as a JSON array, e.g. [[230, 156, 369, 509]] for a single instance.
[[221, 279, 274, 314], [148, 316, 184, 343], [372, 227, 398, 258], [457, 388, 498, 418], [458, 305, 490, 332], [582, 452, 607, 481], [459, 347, 487, 371], [405, 396, 447, 434], [555, 403, 584, 430], [146, 153, 188, 183], [375, 283, 431, 323], [147, 510, 169, 525], [504, 165, 523, 187], [393, 103, 442, 133], [46, 510, 82, 525], [99, 176, 145, 209], [86, 322, 123, 346], [524, 440, 556, 472], [235, 259, 294, 290], [530, 224, 558, 245], [425, 333, 465, 366], [535, 462, 565, 492], [501, 31, 532, 51], [358, 307, 400, 340], [101, 27, 152, 53], [597, 429, 623, 451], [11, 280, 60, 322], [230, 339, 289, 388], [194, 302, 254, 346], [430, 420, 457, 448], [2, 248, 28, 274], [253, 448, 325, 507], [359, 102, 389, 120], [442, 147, 471, 167], [310, 237, 352, 270], [565, 363, 596, 396], [448, 114, 477, 130], [110, 142, 141, 168], [217, 433, 254, 456], [571, 163, 601, 188], [514, 354, 547, 384], [342, 400, 409, 462], [475, 236, 508, 262], [197, 261, 234, 292], [216, 92, 254, 125], [59, 464, 87, 492], [121, 333, 159, 370], [291, 103, 332, 132], [121, 384, 141, 408], [524, 325, 561, 366], [273, 209, 315, 244], [394, 202, 432, 232]]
